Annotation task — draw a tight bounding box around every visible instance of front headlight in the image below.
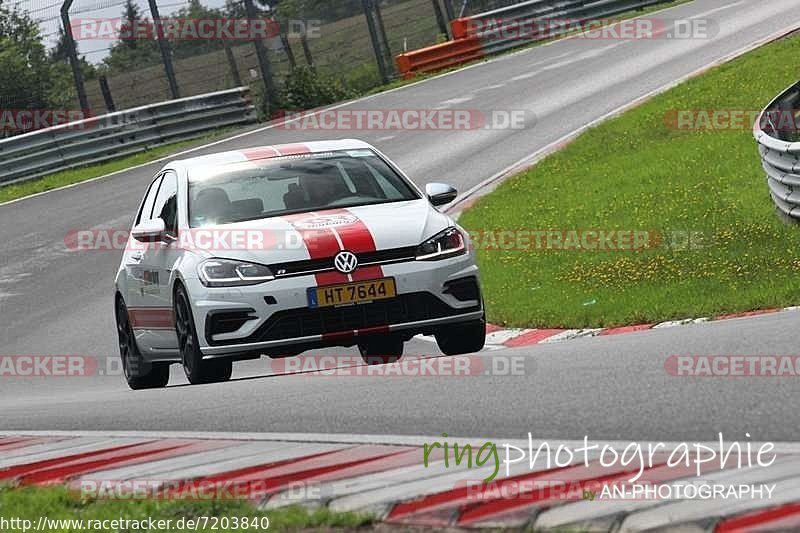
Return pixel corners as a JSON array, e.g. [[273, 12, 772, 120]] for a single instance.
[[198, 258, 274, 287], [416, 227, 466, 260]]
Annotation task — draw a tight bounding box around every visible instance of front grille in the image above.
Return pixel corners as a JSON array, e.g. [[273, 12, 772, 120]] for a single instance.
[[212, 292, 479, 345], [270, 246, 417, 278]]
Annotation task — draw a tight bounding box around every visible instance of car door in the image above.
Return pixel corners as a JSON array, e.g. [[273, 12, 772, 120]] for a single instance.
[[136, 170, 182, 354], [124, 174, 162, 313]]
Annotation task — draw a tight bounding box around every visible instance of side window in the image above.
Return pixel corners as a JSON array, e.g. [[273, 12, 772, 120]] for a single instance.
[[151, 171, 178, 235], [136, 176, 162, 225]]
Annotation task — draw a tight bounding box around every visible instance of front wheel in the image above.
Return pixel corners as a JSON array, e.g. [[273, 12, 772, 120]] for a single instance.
[[435, 316, 486, 355], [358, 335, 404, 365], [174, 285, 232, 385], [115, 296, 170, 390]]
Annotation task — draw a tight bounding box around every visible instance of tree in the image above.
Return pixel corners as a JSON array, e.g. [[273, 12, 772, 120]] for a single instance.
[[119, 0, 144, 50], [169, 0, 227, 59], [102, 0, 160, 71], [275, 0, 362, 22], [49, 27, 70, 63], [0, 4, 50, 110]]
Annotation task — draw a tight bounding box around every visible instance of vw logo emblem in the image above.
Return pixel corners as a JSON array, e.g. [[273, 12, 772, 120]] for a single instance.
[[334, 251, 358, 274]]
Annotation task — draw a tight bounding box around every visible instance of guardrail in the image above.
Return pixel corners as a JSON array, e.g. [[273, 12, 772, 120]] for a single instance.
[[754, 81, 800, 221], [396, 0, 667, 78], [0, 87, 257, 186]]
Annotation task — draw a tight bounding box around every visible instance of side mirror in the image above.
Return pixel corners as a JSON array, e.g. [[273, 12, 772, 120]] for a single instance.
[[425, 182, 458, 207], [131, 218, 166, 243]]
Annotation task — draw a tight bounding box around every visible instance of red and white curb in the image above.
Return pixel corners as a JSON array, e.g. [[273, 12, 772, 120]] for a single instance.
[[427, 306, 800, 350], [2, 432, 800, 531]]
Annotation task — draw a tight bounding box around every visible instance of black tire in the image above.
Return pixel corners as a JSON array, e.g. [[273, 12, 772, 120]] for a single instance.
[[174, 285, 233, 385], [115, 296, 170, 390], [358, 335, 404, 365], [435, 316, 487, 355]]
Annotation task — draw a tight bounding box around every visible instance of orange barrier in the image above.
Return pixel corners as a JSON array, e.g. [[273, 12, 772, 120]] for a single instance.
[[450, 17, 472, 40], [395, 37, 484, 79]]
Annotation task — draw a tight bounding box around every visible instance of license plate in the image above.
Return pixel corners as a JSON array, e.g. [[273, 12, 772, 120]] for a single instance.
[[308, 278, 396, 308]]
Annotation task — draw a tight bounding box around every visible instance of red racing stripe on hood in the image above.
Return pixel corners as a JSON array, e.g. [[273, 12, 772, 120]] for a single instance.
[[275, 143, 311, 156], [281, 212, 348, 285], [241, 146, 280, 160], [241, 143, 312, 161], [282, 209, 386, 284], [324, 208, 384, 282]]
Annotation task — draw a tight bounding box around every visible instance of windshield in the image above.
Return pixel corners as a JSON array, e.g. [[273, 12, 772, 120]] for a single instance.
[[187, 149, 420, 227]]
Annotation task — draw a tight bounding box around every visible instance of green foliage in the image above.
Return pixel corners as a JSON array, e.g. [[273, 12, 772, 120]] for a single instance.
[[277, 64, 356, 111], [0, 3, 98, 115], [342, 63, 382, 94], [275, 0, 364, 22]]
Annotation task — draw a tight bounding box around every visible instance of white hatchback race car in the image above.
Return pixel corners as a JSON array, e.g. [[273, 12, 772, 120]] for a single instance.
[[114, 139, 485, 389]]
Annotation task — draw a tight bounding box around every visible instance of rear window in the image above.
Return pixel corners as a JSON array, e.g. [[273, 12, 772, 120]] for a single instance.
[[187, 150, 420, 227]]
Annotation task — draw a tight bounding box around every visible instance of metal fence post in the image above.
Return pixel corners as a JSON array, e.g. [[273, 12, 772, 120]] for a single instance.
[[373, 0, 394, 76], [442, 0, 456, 22], [362, 0, 389, 84], [223, 43, 243, 87], [98, 75, 116, 112], [432, 0, 451, 39], [147, 0, 180, 99], [300, 28, 314, 69], [59, 0, 89, 111], [280, 32, 297, 70], [243, 0, 277, 112]]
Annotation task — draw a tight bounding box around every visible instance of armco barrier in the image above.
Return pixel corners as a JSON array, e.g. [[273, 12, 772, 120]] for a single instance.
[[395, 37, 484, 78], [397, 0, 667, 78], [754, 81, 800, 220], [0, 87, 257, 186]]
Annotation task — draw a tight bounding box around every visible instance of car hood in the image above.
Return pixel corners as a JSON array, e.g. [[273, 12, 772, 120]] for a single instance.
[[183, 199, 452, 264]]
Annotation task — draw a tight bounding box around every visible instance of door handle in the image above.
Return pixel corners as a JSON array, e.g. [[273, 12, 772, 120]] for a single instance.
[[130, 252, 143, 262]]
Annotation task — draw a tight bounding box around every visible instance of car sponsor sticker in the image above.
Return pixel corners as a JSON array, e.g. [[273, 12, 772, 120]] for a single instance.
[[291, 214, 359, 230]]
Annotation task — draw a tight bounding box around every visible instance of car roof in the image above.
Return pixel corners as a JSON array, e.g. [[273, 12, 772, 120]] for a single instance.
[[172, 139, 375, 170]]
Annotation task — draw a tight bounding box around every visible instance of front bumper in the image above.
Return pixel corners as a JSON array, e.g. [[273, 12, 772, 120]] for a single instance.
[[184, 254, 482, 358]]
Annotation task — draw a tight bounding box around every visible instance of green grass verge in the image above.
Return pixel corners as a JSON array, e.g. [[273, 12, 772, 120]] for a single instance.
[[0, 485, 372, 532], [458, 32, 800, 329], [0, 129, 235, 205]]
